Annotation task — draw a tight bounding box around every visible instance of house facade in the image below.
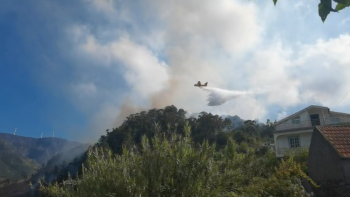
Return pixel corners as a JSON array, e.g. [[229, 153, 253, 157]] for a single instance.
[[273, 105, 350, 157]]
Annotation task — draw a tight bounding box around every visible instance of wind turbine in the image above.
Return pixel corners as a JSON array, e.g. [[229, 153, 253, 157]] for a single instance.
[[14, 128, 17, 135], [52, 131, 54, 138], [41, 133, 43, 138]]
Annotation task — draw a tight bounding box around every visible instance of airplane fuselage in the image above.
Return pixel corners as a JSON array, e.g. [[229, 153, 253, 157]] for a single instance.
[[194, 81, 208, 87]]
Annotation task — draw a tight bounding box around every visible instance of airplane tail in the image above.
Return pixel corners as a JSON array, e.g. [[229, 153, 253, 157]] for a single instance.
[[204, 82, 208, 86]]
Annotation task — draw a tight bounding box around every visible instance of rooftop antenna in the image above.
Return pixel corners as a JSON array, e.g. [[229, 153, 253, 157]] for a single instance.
[[52, 131, 54, 138], [41, 133, 43, 138], [14, 128, 17, 135]]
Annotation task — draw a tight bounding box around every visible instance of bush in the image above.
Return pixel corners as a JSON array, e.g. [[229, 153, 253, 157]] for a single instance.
[[40, 122, 315, 197], [283, 147, 309, 172]]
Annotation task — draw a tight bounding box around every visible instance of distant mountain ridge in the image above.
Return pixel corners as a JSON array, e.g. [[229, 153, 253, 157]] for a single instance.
[[0, 133, 83, 182], [0, 139, 39, 181], [0, 133, 82, 165]]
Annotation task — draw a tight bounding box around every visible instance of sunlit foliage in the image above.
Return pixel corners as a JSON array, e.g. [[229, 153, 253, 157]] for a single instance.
[[40, 123, 316, 197]]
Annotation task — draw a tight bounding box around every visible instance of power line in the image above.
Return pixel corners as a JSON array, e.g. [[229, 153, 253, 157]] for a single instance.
[[334, 88, 350, 110]]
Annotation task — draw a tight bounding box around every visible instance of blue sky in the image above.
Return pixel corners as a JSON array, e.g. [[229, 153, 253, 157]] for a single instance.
[[1, 0, 350, 142]]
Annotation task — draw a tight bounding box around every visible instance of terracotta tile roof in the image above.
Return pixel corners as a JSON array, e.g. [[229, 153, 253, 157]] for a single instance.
[[317, 126, 350, 158]]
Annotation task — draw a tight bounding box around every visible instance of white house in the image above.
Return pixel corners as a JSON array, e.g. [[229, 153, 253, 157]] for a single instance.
[[273, 105, 350, 157]]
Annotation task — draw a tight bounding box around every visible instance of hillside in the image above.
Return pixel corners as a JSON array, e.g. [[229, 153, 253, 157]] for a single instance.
[[0, 139, 39, 181], [39, 105, 315, 197], [0, 133, 82, 165], [31, 143, 91, 184], [0, 144, 91, 197], [0, 133, 83, 182], [3, 105, 277, 197]]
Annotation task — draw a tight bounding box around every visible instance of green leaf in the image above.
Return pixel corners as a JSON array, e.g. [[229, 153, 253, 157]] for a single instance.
[[333, 0, 348, 4], [318, 3, 331, 22], [273, 0, 277, 5], [321, 0, 332, 8], [320, 0, 339, 12], [335, 0, 350, 11], [336, 3, 347, 10]]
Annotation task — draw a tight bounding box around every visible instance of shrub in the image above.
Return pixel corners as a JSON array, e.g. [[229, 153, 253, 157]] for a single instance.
[[283, 147, 309, 172], [40, 122, 315, 197]]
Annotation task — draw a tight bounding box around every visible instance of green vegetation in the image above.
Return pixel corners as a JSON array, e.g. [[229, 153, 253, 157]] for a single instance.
[[273, 0, 350, 22], [32, 144, 90, 186], [0, 139, 40, 181], [0, 133, 83, 183], [0, 133, 82, 166], [96, 106, 274, 156], [39, 105, 317, 196]]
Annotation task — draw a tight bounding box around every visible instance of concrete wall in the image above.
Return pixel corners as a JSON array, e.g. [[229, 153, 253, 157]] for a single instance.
[[308, 108, 329, 125], [308, 129, 344, 182], [274, 129, 313, 157], [300, 111, 311, 124], [341, 160, 350, 183], [273, 106, 350, 158], [330, 113, 350, 124], [275, 111, 311, 131], [275, 107, 350, 131]]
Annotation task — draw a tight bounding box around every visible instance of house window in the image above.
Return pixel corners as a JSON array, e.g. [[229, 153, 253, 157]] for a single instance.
[[292, 116, 300, 125], [331, 116, 340, 123], [289, 136, 300, 148]]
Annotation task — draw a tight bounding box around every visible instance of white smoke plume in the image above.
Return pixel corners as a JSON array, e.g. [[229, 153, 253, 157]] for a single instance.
[[201, 87, 252, 106]]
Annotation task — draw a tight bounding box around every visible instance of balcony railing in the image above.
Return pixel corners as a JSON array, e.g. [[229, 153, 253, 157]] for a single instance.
[[274, 117, 350, 131]]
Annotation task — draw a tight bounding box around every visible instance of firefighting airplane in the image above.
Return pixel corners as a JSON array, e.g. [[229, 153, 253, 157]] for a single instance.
[[194, 81, 208, 88]]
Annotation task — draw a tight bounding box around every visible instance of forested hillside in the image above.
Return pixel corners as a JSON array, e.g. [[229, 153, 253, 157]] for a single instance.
[[0, 143, 90, 197], [0, 139, 39, 181], [0, 133, 82, 165], [0, 134, 86, 197], [97, 105, 274, 154], [39, 105, 315, 197]]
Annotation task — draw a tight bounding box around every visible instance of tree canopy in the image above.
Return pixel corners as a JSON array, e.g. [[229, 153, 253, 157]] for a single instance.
[[97, 105, 275, 154], [37, 105, 321, 197], [40, 123, 315, 197]]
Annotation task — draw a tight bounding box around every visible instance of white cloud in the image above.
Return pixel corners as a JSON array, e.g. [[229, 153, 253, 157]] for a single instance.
[[138, 0, 266, 120], [72, 28, 170, 100], [294, 1, 312, 16], [341, 17, 350, 25], [60, 0, 350, 137], [109, 38, 170, 98], [296, 35, 350, 107], [277, 111, 287, 120], [246, 41, 301, 107], [246, 34, 350, 110], [148, 0, 262, 55], [69, 0, 265, 121]]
